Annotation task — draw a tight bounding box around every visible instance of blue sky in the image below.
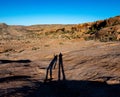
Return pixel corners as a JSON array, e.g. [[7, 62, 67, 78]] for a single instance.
[[0, 0, 120, 25]]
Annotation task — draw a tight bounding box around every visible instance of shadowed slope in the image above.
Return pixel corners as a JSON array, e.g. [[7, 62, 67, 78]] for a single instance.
[[1, 80, 120, 97]]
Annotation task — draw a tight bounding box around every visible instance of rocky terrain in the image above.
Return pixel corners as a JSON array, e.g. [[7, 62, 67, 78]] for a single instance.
[[0, 16, 120, 97]]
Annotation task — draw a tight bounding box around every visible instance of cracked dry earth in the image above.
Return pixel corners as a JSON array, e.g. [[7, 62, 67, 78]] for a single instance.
[[0, 40, 120, 97]]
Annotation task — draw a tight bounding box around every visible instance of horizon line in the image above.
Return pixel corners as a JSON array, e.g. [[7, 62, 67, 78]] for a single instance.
[[0, 15, 119, 26]]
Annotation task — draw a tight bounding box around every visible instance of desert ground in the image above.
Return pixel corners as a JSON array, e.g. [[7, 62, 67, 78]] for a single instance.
[[0, 16, 120, 97], [0, 37, 120, 97]]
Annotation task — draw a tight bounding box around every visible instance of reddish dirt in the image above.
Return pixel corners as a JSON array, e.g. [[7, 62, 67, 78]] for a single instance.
[[0, 39, 120, 97]]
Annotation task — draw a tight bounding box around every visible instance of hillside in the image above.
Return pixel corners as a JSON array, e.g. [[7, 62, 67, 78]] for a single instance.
[[84, 16, 120, 41], [0, 16, 120, 41]]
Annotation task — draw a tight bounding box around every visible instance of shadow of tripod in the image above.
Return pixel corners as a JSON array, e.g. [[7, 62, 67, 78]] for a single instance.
[[44, 55, 58, 81], [44, 53, 66, 82], [58, 53, 66, 81]]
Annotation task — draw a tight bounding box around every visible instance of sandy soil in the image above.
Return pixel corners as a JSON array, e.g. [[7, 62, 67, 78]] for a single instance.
[[0, 39, 120, 97]]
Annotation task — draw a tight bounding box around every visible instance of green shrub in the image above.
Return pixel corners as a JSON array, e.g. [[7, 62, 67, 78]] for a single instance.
[[44, 45, 50, 47], [59, 42, 64, 45], [32, 47, 40, 50]]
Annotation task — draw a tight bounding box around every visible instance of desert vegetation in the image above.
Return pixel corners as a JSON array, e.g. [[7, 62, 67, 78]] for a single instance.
[[0, 16, 120, 42]]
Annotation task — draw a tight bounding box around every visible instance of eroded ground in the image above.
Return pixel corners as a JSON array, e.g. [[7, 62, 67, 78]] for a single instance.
[[0, 39, 120, 97]]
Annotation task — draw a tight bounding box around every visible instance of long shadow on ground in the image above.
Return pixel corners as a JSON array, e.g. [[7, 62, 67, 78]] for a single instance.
[[0, 75, 31, 83], [1, 80, 120, 97], [0, 59, 31, 64]]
